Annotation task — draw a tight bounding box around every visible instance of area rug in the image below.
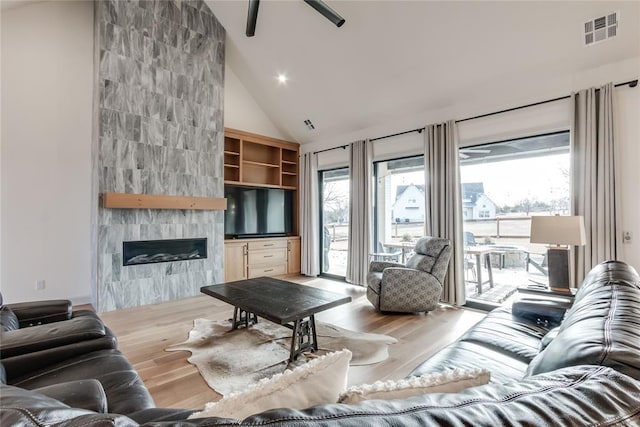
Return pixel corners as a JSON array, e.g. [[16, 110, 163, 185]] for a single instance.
[[471, 284, 518, 303], [166, 318, 397, 397]]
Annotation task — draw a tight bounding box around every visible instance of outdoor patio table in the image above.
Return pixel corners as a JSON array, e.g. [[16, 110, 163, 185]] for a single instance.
[[464, 246, 495, 294]]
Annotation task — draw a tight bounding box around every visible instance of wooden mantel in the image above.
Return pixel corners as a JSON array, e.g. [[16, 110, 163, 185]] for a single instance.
[[102, 193, 227, 210]]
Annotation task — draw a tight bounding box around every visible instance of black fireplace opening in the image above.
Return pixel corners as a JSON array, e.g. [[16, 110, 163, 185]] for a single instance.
[[123, 238, 208, 266]]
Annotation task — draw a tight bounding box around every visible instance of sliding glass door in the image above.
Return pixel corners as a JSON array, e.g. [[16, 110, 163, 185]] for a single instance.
[[459, 131, 570, 308], [319, 168, 350, 279], [372, 156, 425, 263]]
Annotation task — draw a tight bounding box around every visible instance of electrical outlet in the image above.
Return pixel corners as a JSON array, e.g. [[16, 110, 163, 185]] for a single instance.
[[623, 231, 632, 244], [35, 280, 46, 291]]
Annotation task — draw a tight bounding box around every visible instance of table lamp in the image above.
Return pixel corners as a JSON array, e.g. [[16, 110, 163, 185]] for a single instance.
[[529, 215, 586, 291]]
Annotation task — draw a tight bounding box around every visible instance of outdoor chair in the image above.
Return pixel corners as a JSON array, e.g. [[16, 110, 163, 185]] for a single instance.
[[464, 257, 477, 280], [464, 231, 477, 246], [366, 236, 452, 313], [526, 251, 548, 276], [463, 231, 478, 281]]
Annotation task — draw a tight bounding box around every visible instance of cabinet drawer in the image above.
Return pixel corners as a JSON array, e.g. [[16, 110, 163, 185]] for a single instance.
[[248, 240, 287, 251], [248, 264, 287, 278], [248, 248, 287, 265]]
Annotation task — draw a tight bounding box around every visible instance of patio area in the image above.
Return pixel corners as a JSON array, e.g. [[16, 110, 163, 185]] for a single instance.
[[323, 220, 549, 308]]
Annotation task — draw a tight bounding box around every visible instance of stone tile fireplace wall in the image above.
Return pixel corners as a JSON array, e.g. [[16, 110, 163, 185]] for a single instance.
[[92, 0, 225, 312]]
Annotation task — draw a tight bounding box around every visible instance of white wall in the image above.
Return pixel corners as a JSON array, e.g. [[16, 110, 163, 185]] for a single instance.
[[616, 83, 640, 270], [1, 1, 94, 304], [224, 63, 288, 140]]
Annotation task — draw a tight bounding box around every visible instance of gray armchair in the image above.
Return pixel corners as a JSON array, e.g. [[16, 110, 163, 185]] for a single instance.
[[366, 236, 452, 313]]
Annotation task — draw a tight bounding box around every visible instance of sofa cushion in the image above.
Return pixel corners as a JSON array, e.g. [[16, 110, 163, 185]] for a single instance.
[[460, 307, 549, 363], [6, 299, 72, 327], [412, 307, 548, 382], [410, 340, 530, 384], [526, 261, 640, 380], [34, 380, 108, 413], [0, 384, 99, 424], [10, 349, 155, 415], [0, 315, 108, 358], [0, 384, 138, 426]]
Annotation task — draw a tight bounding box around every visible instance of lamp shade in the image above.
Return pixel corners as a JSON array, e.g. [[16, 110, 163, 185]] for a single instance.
[[530, 215, 586, 246]]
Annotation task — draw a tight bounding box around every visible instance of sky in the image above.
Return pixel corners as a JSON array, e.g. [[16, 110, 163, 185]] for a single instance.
[[392, 153, 570, 206], [322, 152, 571, 208], [460, 153, 570, 206]]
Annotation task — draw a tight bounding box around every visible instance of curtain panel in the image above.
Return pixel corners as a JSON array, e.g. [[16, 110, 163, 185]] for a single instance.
[[300, 152, 320, 276], [424, 121, 466, 306], [570, 83, 620, 285], [346, 139, 372, 286]]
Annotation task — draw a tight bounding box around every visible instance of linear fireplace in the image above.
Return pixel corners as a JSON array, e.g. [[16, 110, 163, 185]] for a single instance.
[[123, 238, 208, 266]]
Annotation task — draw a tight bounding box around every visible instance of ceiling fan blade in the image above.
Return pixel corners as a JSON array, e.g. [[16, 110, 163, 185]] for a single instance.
[[303, 0, 345, 27], [246, 0, 260, 37]]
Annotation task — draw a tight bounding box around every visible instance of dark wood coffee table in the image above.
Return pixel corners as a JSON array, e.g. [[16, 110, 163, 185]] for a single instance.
[[201, 277, 352, 362]]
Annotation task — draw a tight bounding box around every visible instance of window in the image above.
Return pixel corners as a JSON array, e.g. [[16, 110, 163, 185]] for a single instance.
[[460, 131, 570, 308]]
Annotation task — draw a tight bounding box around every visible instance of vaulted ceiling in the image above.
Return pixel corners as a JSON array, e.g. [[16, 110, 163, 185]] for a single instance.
[[209, 1, 639, 145]]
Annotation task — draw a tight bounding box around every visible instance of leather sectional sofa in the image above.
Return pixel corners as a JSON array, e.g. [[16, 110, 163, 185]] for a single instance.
[[2, 260, 640, 425]]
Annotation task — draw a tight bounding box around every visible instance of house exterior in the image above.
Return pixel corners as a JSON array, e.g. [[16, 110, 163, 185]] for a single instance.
[[393, 185, 425, 222], [462, 183, 497, 220]]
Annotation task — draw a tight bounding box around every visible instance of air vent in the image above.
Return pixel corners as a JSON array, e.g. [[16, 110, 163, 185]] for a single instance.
[[584, 11, 618, 46], [304, 119, 315, 130]]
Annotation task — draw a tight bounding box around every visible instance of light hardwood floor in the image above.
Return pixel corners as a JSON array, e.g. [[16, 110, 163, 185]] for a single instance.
[[98, 277, 485, 409]]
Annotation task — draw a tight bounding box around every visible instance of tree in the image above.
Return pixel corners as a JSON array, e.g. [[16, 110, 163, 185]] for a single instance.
[[322, 182, 349, 224], [322, 182, 342, 206], [517, 197, 535, 216]]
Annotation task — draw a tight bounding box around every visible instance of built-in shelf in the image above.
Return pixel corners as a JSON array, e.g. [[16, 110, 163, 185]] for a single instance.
[[223, 128, 299, 190], [244, 160, 279, 168], [102, 193, 227, 210], [222, 128, 299, 235]]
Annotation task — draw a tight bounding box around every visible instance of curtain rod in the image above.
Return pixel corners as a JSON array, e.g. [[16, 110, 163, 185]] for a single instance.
[[313, 78, 638, 150], [370, 127, 424, 142], [314, 128, 425, 153], [313, 144, 348, 155], [456, 79, 637, 123]]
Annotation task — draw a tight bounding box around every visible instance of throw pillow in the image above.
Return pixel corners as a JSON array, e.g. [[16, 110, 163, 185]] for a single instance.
[[189, 349, 352, 421], [338, 368, 490, 404]]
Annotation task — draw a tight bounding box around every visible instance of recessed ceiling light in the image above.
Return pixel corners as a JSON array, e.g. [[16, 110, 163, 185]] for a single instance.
[[277, 74, 288, 84]]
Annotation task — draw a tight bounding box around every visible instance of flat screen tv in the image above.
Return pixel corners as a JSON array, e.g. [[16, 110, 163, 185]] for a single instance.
[[224, 186, 293, 238]]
